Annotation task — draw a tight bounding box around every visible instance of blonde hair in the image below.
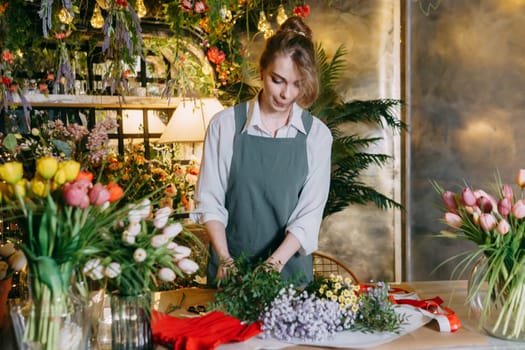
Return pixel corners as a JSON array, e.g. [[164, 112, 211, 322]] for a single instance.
[[259, 16, 319, 108]]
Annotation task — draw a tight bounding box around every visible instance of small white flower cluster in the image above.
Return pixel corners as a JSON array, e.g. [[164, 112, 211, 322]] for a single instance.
[[0, 241, 27, 280], [82, 199, 199, 288], [260, 285, 343, 342]]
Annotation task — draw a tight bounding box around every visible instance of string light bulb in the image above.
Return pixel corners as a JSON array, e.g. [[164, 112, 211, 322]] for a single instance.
[[276, 4, 288, 25], [136, 0, 147, 18], [58, 7, 74, 24], [257, 10, 271, 33], [90, 4, 104, 29]]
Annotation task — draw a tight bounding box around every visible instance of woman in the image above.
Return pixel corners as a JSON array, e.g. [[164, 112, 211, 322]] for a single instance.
[[191, 16, 332, 286]]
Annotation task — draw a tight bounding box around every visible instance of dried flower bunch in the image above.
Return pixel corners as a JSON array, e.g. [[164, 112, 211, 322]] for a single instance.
[[1, 117, 117, 170]]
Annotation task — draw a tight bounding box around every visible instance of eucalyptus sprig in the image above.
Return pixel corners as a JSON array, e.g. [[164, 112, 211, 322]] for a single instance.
[[353, 282, 406, 333], [209, 255, 289, 324]]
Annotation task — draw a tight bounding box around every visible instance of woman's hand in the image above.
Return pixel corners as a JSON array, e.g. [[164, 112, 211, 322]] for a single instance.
[[216, 256, 235, 280], [265, 256, 284, 272]]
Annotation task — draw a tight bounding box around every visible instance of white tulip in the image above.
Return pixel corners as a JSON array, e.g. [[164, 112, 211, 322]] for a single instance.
[[122, 231, 136, 245], [133, 248, 147, 262], [83, 258, 104, 280], [173, 245, 191, 260], [151, 234, 169, 248], [158, 267, 176, 282], [166, 242, 178, 251], [105, 262, 121, 279], [8, 250, 27, 272], [127, 221, 142, 236], [154, 207, 172, 229], [177, 258, 199, 274], [163, 223, 183, 238]]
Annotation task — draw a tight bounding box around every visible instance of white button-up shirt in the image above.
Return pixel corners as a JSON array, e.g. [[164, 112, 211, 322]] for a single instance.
[[190, 98, 333, 255]]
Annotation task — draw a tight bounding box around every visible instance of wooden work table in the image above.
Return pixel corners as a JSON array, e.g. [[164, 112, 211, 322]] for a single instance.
[[153, 280, 525, 350]]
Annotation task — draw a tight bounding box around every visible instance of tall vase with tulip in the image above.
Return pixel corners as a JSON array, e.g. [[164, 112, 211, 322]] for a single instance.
[[0, 157, 126, 350], [434, 168, 525, 340]]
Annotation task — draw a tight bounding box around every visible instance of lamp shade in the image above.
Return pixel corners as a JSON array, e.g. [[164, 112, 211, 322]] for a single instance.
[[158, 98, 224, 143]]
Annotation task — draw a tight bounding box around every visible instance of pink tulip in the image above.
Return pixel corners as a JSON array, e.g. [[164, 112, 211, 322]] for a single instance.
[[474, 190, 497, 210], [477, 196, 493, 213], [444, 212, 463, 228], [89, 183, 110, 206], [63, 179, 91, 208], [517, 169, 525, 188], [498, 197, 512, 216], [512, 200, 525, 219], [441, 191, 458, 213], [479, 213, 497, 231], [496, 219, 510, 235], [502, 184, 513, 200], [461, 188, 477, 206], [194, 1, 207, 13], [177, 258, 199, 274]]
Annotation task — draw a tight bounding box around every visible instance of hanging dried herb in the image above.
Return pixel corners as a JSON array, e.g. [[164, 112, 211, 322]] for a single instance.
[[102, 0, 144, 95]]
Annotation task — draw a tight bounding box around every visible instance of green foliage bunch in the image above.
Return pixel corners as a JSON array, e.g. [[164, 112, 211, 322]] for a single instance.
[[210, 256, 289, 323]]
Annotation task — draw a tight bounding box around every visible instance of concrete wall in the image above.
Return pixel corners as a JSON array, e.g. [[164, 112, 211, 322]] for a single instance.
[[408, 0, 525, 280], [306, 0, 402, 282]]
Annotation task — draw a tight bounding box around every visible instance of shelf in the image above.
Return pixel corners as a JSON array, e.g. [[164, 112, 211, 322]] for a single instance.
[[11, 94, 181, 109]]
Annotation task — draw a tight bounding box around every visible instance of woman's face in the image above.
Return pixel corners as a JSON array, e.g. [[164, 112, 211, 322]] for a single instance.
[[260, 53, 302, 115]]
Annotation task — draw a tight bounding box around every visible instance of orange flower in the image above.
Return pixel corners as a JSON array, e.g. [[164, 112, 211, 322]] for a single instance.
[[106, 182, 124, 202], [207, 46, 226, 65], [76, 171, 94, 183]]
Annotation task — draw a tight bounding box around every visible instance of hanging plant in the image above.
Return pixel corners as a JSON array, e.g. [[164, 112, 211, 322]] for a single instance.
[[102, 0, 144, 95]]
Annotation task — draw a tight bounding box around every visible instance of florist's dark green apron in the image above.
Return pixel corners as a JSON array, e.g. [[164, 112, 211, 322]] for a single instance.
[[207, 102, 314, 286]]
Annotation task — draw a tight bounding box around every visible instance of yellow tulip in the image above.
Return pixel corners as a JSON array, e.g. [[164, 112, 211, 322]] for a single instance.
[[0, 162, 23, 185], [53, 168, 67, 186], [8, 179, 27, 199], [58, 160, 81, 182], [36, 157, 59, 180], [30, 176, 50, 197]]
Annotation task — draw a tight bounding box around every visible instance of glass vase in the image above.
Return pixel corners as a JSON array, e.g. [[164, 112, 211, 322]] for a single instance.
[[10, 291, 90, 350], [110, 292, 153, 350], [468, 257, 525, 341]]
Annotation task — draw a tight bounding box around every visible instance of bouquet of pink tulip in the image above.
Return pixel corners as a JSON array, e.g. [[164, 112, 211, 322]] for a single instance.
[[433, 169, 525, 340]]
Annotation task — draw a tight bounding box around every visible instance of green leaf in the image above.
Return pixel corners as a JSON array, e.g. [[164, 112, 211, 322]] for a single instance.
[[51, 139, 72, 158], [2, 133, 18, 152], [33, 256, 65, 296]]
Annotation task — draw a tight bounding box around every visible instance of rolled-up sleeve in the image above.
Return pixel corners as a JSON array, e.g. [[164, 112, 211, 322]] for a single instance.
[[286, 118, 333, 255], [190, 109, 235, 226]]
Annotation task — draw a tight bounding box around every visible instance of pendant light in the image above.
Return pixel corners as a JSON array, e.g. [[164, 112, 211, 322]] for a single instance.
[[58, 7, 73, 24], [276, 4, 288, 25], [90, 4, 104, 29], [136, 0, 147, 18]]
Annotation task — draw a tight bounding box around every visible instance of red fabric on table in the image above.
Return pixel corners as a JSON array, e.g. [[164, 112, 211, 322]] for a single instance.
[[151, 309, 263, 350]]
